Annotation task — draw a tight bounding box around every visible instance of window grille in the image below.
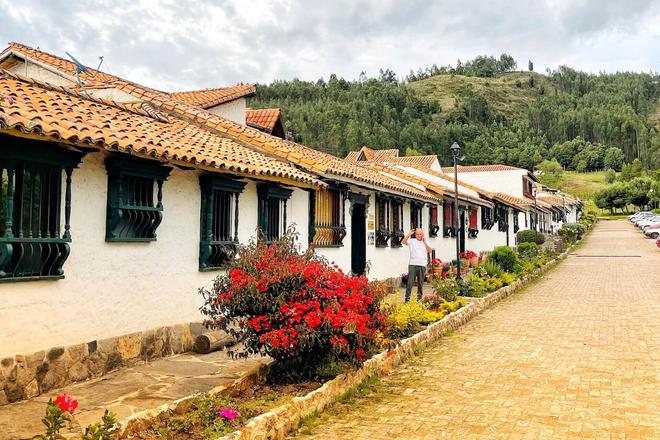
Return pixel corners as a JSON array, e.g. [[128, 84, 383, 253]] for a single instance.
[[310, 186, 347, 247], [443, 201, 457, 237], [105, 155, 171, 242], [0, 137, 84, 282], [390, 198, 404, 247], [467, 207, 479, 238], [257, 184, 292, 244], [375, 194, 390, 247], [428, 204, 439, 237], [481, 206, 495, 230], [410, 201, 423, 229], [199, 175, 246, 271]]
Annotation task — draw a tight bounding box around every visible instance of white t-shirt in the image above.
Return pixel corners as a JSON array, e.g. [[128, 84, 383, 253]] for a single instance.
[[408, 238, 428, 266]]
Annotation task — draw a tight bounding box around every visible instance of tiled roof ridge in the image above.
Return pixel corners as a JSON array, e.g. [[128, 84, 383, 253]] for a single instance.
[[0, 69, 166, 122], [405, 164, 494, 197], [363, 163, 445, 196], [170, 84, 256, 108], [0, 73, 324, 187], [440, 164, 523, 173], [2, 43, 436, 200]]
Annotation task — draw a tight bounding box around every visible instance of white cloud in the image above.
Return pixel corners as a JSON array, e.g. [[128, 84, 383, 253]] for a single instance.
[[0, 0, 657, 91]]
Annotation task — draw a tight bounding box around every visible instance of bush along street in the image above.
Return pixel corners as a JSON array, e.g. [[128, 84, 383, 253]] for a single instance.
[[33, 221, 594, 439]]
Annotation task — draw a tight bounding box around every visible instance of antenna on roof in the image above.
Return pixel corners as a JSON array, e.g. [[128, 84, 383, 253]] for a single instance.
[[65, 51, 89, 74]]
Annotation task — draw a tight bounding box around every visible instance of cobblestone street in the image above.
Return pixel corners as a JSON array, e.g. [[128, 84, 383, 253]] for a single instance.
[[294, 220, 660, 439]]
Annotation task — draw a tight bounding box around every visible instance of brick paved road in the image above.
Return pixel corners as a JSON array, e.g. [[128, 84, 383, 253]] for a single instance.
[[294, 220, 660, 439]]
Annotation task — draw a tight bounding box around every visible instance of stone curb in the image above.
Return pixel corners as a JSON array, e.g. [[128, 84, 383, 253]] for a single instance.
[[219, 244, 581, 440]]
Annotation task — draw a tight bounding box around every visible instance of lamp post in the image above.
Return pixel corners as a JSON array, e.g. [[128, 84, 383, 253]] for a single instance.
[[532, 184, 538, 232], [450, 142, 461, 280]]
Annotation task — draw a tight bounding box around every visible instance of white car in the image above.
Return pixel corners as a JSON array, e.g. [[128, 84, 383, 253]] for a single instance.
[[645, 225, 660, 239], [638, 218, 660, 228]]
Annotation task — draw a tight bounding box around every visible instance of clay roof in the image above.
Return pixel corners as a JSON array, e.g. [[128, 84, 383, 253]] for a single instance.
[[345, 146, 438, 169], [170, 84, 256, 109], [1, 43, 436, 201], [440, 164, 522, 173], [246, 108, 281, 132], [537, 194, 578, 207], [0, 71, 322, 187]]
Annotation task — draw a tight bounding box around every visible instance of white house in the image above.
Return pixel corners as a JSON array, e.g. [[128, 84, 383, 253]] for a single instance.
[[0, 42, 575, 405]]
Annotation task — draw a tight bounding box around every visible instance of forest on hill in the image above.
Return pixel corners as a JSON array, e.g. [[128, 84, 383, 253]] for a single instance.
[[249, 54, 660, 170]]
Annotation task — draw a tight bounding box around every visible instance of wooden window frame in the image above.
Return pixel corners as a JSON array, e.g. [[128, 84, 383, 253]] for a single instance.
[[481, 206, 495, 230], [496, 204, 509, 232], [309, 184, 348, 248], [375, 193, 390, 247], [0, 136, 84, 282], [257, 184, 293, 244], [390, 198, 404, 248], [513, 210, 520, 233], [199, 175, 246, 271], [442, 200, 457, 237], [105, 155, 172, 242], [467, 206, 479, 238], [428, 204, 440, 237], [410, 201, 424, 230]]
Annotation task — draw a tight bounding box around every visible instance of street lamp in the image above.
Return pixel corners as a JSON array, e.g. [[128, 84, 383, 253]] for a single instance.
[[532, 184, 538, 232], [450, 142, 462, 280]]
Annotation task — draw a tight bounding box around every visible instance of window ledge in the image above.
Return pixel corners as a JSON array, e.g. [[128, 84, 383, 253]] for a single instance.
[[314, 244, 345, 248], [106, 237, 157, 243], [0, 275, 65, 283]]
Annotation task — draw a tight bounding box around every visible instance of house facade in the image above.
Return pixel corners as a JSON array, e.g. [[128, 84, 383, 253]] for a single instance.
[[0, 43, 578, 405]]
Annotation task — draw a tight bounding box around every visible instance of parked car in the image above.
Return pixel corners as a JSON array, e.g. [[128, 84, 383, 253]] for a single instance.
[[638, 217, 660, 228], [645, 225, 660, 239], [630, 211, 652, 220]]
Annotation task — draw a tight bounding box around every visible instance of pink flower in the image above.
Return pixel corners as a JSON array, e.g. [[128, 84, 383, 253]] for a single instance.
[[54, 394, 78, 414], [217, 407, 239, 420]]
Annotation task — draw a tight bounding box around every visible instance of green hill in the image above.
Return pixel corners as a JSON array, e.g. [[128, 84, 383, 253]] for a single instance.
[[407, 72, 555, 121]]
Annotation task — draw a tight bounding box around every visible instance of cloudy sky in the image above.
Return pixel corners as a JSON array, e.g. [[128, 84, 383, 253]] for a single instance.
[[1, 0, 658, 91]]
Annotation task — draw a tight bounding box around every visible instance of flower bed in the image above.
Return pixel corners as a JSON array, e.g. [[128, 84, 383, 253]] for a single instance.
[[31, 224, 593, 439]]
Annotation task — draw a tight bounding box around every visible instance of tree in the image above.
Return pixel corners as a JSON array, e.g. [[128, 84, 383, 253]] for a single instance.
[[594, 183, 630, 214], [528, 60, 534, 72], [603, 147, 625, 171], [537, 159, 564, 187], [627, 177, 654, 209], [605, 169, 616, 183], [620, 159, 645, 181]]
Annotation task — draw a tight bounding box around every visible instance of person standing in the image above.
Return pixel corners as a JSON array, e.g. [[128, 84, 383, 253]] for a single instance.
[[402, 228, 433, 302]]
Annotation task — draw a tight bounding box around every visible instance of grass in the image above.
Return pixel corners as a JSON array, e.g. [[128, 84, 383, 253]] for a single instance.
[[559, 171, 610, 201], [407, 72, 555, 120]]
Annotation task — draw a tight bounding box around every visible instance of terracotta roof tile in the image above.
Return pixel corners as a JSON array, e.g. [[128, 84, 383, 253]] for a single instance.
[[345, 146, 438, 169], [170, 84, 256, 109], [0, 71, 322, 188], [440, 164, 523, 173], [246, 108, 281, 132], [2, 43, 438, 201]]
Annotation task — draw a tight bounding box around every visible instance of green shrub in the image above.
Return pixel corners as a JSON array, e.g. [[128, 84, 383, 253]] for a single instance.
[[385, 301, 445, 339], [481, 262, 504, 278], [461, 273, 487, 297], [430, 277, 460, 302], [516, 229, 545, 245], [559, 223, 586, 245], [488, 246, 521, 273], [500, 272, 516, 285], [517, 242, 539, 260]]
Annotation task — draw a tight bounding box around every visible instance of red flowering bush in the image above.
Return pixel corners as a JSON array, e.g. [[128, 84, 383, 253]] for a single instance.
[[199, 229, 387, 379], [459, 250, 477, 259]]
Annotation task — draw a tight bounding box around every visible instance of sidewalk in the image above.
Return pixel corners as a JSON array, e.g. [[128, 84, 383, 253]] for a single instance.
[[0, 349, 269, 439]]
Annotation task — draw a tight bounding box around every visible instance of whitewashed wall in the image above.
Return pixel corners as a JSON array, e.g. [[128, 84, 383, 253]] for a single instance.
[[207, 98, 247, 125], [0, 152, 211, 356], [455, 170, 528, 197], [0, 151, 310, 357]]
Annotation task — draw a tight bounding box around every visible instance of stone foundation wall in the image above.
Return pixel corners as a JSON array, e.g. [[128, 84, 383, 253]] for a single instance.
[[0, 322, 205, 405]]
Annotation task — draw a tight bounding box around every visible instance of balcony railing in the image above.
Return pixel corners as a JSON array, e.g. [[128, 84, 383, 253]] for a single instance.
[[199, 239, 238, 271], [0, 237, 70, 282]]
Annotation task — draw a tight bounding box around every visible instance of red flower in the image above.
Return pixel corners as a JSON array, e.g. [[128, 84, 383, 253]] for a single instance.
[[54, 394, 78, 414]]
